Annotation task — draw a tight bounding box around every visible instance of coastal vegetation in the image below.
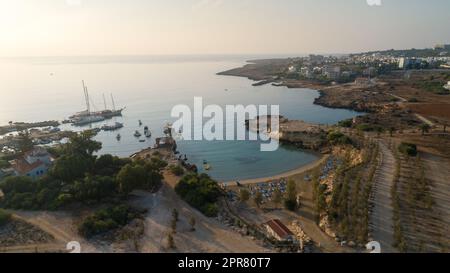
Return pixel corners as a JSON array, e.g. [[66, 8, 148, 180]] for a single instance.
[[168, 164, 185, 176], [78, 205, 141, 238], [327, 131, 353, 146], [0, 131, 166, 210], [313, 136, 379, 245], [174, 173, 222, 217], [0, 209, 11, 226]]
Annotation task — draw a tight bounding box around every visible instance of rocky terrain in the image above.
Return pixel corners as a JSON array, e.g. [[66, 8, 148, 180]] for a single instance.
[[0, 218, 54, 248]]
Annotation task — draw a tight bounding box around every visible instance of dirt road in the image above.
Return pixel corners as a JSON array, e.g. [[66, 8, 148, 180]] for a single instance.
[[131, 173, 269, 253], [369, 141, 397, 253]]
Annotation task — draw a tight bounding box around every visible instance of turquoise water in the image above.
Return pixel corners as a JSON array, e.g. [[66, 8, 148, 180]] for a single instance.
[[0, 56, 361, 181]]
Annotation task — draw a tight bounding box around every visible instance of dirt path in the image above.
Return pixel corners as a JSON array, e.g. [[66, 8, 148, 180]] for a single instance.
[[130, 173, 269, 253], [369, 141, 397, 253], [11, 211, 101, 253]]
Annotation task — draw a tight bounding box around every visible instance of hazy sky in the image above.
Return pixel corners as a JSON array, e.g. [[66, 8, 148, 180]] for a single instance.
[[0, 0, 449, 56]]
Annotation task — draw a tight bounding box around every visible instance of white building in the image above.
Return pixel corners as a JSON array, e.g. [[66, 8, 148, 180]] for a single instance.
[[10, 147, 54, 179], [322, 65, 341, 80], [287, 65, 297, 73]]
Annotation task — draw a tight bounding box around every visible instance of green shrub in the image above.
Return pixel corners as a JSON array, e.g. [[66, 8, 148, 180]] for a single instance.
[[284, 199, 297, 211], [175, 173, 222, 217], [327, 131, 353, 145], [355, 123, 384, 132], [337, 119, 353, 128], [398, 143, 418, 157], [0, 209, 12, 226], [169, 164, 185, 176], [78, 205, 137, 238]]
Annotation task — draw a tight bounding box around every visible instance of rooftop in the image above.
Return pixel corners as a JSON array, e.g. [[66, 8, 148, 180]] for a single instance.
[[265, 219, 294, 239]]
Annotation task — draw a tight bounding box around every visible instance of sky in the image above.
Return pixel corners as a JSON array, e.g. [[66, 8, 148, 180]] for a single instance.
[[0, 0, 449, 57]]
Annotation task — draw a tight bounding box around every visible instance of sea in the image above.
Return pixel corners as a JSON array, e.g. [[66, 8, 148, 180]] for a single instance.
[[0, 55, 361, 181]]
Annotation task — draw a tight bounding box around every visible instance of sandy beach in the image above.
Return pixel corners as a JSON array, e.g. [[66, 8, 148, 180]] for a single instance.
[[222, 154, 328, 186]]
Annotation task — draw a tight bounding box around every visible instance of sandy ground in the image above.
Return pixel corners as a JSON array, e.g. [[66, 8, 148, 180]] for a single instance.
[[369, 141, 397, 253], [421, 153, 450, 251], [224, 155, 328, 186], [131, 173, 269, 253], [7, 211, 102, 253]]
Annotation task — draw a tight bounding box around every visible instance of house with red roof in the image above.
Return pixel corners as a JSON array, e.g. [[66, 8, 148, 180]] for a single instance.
[[9, 147, 54, 179], [264, 219, 295, 242]]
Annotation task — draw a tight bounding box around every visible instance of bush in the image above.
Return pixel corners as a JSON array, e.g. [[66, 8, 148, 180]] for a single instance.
[[284, 199, 297, 211], [355, 123, 384, 132], [337, 119, 353, 128], [78, 205, 137, 238], [327, 131, 352, 145], [169, 164, 185, 176], [175, 173, 222, 217], [0, 159, 10, 169], [398, 143, 418, 157], [0, 209, 12, 226]]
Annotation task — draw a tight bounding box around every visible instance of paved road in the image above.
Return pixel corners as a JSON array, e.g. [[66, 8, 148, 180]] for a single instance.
[[369, 141, 397, 253]]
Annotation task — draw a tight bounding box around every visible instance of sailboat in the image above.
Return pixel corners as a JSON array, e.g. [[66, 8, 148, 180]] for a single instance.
[[70, 82, 125, 122], [72, 81, 105, 126]]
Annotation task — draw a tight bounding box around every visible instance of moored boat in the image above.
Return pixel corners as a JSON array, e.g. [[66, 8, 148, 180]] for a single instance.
[[101, 122, 124, 131]]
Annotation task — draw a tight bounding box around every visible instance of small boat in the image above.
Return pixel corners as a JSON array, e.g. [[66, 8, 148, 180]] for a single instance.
[[116, 134, 121, 141], [145, 131, 152, 138], [139, 139, 146, 143], [204, 164, 211, 171], [139, 120, 143, 126], [134, 131, 142, 137], [101, 122, 124, 131]]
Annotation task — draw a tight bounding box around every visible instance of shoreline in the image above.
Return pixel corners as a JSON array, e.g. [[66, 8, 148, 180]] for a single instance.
[[222, 154, 328, 186]]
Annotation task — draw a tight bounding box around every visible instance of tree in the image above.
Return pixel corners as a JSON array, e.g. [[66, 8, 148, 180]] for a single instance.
[[170, 218, 177, 233], [174, 173, 222, 217], [116, 161, 163, 195], [285, 179, 298, 211], [17, 130, 33, 153], [167, 232, 175, 249], [286, 179, 297, 203], [239, 189, 250, 203], [420, 124, 431, 136], [272, 188, 283, 208], [389, 127, 395, 137], [172, 208, 179, 222], [63, 131, 102, 158], [189, 216, 196, 232], [254, 191, 263, 208]]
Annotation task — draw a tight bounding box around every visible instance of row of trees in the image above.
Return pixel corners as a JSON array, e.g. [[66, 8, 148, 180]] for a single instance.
[[238, 179, 299, 211], [0, 131, 167, 210]]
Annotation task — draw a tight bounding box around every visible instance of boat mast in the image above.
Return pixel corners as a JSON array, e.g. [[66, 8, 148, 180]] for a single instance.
[[82, 80, 91, 115], [110, 93, 116, 111], [103, 93, 107, 110]]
